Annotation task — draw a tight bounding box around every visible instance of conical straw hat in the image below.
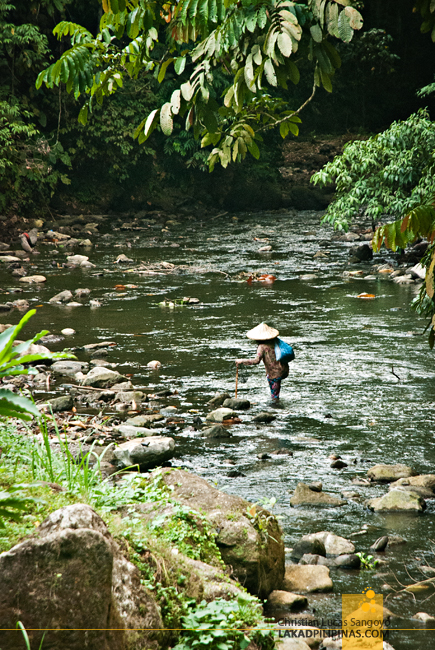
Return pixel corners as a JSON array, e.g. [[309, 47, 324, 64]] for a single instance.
[[246, 322, 279, 340]]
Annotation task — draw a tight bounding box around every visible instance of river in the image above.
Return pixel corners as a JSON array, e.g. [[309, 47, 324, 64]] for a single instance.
[[2, 209, 435, 649]]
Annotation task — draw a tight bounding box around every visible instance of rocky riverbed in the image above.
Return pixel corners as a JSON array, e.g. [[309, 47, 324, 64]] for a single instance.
[[1, 208, 435, 649]]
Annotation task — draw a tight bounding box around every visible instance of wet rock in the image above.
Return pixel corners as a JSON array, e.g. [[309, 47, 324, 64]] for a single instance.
[[283, 565, 333, 593], [412, 612, 435, 623], [227, 469, 246, 477], [115, 391, 144, 405], [308, 482, 322, 492], [113, 437, 175, 470], [61, 328, 76, 335], [49, 290, 73, 304], [42, 395, 74, 412], [0, 255, 23, 263], [390, 475, 435, 490], [157, 468, 284, 598], [126, 414, 164, 426], [367, 464, 417, 482], [111, 382, 133, 391], [365, 489, 426, 513], [147, 360, 162, 369], [113, 425, 155, 439], [202, 425, 233, 438], [222, 398, 251, 410], [82, 367, 125, 388], [290, 483, 345, 508], [298, 553, 331, 566], [91, 348, 108, 359], [291, 535, 326, 560], [299, 274, 318, 280], [349, 243, 373, 261], [258, 245, 272, 252], [0, 303, 12, 312], [11, 267, 27, 277], [408, 263, 426, 280], [115, 254, 134, 263], [387, 534, 406, 546], [51, 360, 89, 376], [334, 554, 361, 569], [65, 301, 83, 307], [340, 232, 360, 242], [206, 407, 237, 423], [90, 299, 102, 307], [310, 532, 355, 556], [257, 452, 271, 460], [75, 288, 91, 298], [19, 275, 46, 284], [273, 448, 293, 456], [67, 254, 89, 266], [0, 504, 163, 650], [370, 536, 389, 552], [391, 484, 435, 499], [267, 590, 308, 612], [330, 459, 348, 469], [253, 411, 276, 423]]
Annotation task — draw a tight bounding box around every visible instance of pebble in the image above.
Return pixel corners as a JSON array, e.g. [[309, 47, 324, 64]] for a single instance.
[[61, 328, 76, 335], [147, 360, 162, 369], [19, 275, 46, 283]]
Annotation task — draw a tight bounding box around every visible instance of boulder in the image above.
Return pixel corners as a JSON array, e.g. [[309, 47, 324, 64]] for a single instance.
[[82, 367, 125, 388], [19, 275, 46, 283], [157, 468, 284, 599], [113, 425, 155, 439], [44, 394, 74, 412], [0, 504, 163, 650], [283, 565, 333, 593], [49, 290, 73, 304], [126, 414, 164, 426], [334, 554, 361, 569], [113, 437, 175, 470], [412, 612, 435, 623], [390, 484, 435, 499], [390, 475, 435, 490], [309, 532, 355, 556], [206, 407, 237, 423], [367, 463, 417, 482], [67, 254, 89, 265], [202, 425, 233, 438], [349, 243, 373, 261], [365, 489, 426, 513], [253, 411, 276, 423], [208, 392, 231, 407], [370, 536, 389, 552], [290, 483, 345, 508], [267, 590, 308, 611], [291, 535, 326, 560], [222, 398, 251, 410], [51, 360, 89, 376]]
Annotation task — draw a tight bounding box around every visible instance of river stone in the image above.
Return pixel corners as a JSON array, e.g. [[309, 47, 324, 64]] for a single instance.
[[222, 398, 251, 410], [334, 554, 361, 569], [61, 328, 76, 335], [283, 565, 333, 593], [157, 468, 284, 599], [390, 475, 435, 490], [253, 411, 276, 423], [0, 504, 163, 650], [67, 254, 89, 265], [413, 612, 435, 622], [19, 275, 46, 283], [309, 532, 355, 556], [44, 395, 74, 412], [291, 535, 326, 560], [51, 360, 89, 376], [367, 464, 417, 482], [82, 367, 125, 388], [0, 255, 22, 263], [390, 484, 435, 499], [290, 483, 345, 508], [202, 425, 233, 438], [370, 536, 389, 552], [115, 391, 144, 404], [208, 392, 231, 407], [267, 590, 308, 611], [113, 437, 174, 470], [365, 489, 426, 513], [206, 407, 236, 423], [49, 289, 73, 303], [114, 425, 155, 439], [126, 414, 164, 426]]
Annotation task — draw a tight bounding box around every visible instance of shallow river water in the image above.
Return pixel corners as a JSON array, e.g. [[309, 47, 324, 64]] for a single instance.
[[2, 209, 435, 649]]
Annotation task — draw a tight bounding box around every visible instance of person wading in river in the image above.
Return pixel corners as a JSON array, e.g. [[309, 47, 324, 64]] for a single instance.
[[235, 323, 289, 401]]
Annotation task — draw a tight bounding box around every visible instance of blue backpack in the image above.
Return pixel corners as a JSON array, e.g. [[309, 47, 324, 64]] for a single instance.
[[274, 338, 295, 364]]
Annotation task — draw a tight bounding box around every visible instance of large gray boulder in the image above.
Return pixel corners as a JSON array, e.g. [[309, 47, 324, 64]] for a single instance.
[[310, 531, 355, 556], [157, 468, 285, 599], [365, 489, 426, 513], [0, 504, 163, 650], [82, 367, 125, 388], [290, 483, 345, 508], [113, 437, 175, 470], [367, 464, 417, 483]]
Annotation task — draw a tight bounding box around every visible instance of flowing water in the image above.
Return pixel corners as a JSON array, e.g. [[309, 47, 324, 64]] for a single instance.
[[2, 210, 435, 649]]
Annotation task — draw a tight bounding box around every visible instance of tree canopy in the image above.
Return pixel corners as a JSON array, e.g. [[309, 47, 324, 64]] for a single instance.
[[37, 0, 363, 170]]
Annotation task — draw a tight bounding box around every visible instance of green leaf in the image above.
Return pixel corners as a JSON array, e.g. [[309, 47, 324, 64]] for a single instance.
[[160, 102, 173, 136], [344, 6, 363, 30], [264, 59, 277, 86], [158, 58, 174, 84], [277, 31, 292, 56], [174, 57, 186, 75], [310, 24, 323, 43], [78, 105, 88, 125], [0, 390, 40, 419], [337, 10, 353, 42], [181, 81, 194, 101]]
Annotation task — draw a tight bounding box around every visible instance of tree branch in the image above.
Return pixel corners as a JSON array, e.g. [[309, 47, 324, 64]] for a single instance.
[[257, 83, 317, 133]]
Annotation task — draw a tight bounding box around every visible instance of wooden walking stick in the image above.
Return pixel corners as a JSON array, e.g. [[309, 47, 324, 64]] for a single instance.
[[235, 364, 239, 398]]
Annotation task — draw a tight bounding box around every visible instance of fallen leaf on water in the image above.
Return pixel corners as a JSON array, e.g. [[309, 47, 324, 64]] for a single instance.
[[405, 584, 430, 592], [115, 284, 126, 290], [357, 293, 376, 299]]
